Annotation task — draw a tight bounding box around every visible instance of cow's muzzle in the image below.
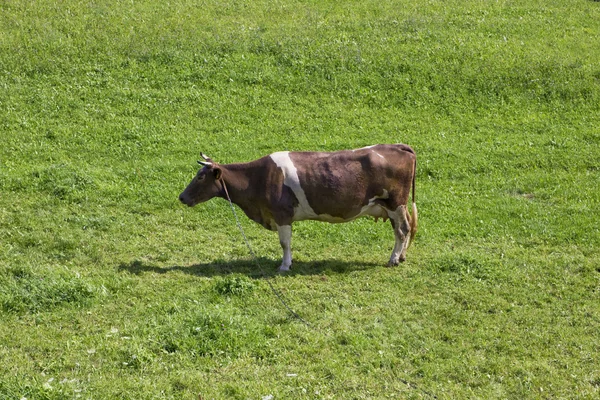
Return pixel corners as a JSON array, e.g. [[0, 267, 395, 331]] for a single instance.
[[179, 193, 194, 207]]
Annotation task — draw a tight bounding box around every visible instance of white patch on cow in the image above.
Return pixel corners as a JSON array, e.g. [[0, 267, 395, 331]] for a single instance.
[[352, 145, 385, 160], [352, 145, 376, 151], [277, 225, 292, 271], [359, 189, 389, 218], [270, 151, 318, 220]]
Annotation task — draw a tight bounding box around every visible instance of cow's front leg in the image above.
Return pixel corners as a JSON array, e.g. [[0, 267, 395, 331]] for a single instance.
[[277, 225, 293, 271]]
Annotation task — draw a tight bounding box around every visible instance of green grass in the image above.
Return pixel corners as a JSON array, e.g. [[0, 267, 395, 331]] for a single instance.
[[1, 0, 599, 398]]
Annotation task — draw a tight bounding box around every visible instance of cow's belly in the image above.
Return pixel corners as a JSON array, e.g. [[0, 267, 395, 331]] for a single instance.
[[310, 204, 388, 223], [292, 191, 390, 223]]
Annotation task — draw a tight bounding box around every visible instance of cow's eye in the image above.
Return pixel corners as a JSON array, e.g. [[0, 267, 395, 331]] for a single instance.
[[197, 174, 205, 181]]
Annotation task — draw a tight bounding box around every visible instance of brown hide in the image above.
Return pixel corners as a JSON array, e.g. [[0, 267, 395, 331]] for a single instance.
[[288, 144, 415, 220]]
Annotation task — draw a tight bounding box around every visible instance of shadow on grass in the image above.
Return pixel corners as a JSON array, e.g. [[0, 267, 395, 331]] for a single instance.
[[117, 257, 382, 279]]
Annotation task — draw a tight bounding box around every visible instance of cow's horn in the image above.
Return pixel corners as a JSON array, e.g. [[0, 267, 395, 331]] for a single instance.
[[200, 152, 210, 161], [197, 160, 212, 167]]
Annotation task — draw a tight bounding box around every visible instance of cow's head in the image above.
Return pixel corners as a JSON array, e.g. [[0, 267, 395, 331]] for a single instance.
[[179, 154, 223, 207]]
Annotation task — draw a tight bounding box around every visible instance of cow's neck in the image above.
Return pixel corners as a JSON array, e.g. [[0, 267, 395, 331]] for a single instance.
[[218, 163, 254, 205], [217, 162, 273, 228]]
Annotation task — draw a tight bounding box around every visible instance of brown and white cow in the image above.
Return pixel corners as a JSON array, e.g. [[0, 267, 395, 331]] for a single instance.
[[179, 144, 417, 271]]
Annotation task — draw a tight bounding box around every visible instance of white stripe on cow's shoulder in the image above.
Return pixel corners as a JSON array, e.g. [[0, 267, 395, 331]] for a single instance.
[[270, 151, 318, 220]]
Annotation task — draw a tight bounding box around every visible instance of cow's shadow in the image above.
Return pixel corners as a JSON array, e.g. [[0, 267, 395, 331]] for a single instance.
[[117, 257, 382, 279]]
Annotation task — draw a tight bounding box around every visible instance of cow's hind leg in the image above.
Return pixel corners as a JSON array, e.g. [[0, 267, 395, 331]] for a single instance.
[[387, 205, 411, 266]]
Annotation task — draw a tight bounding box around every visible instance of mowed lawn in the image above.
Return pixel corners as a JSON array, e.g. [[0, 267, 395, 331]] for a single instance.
[[1, 0, 599, 398]]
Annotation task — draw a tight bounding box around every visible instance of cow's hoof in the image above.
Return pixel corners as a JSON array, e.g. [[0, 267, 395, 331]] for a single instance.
[[387, 258, 405, 267], [278, 265, 291, 272]]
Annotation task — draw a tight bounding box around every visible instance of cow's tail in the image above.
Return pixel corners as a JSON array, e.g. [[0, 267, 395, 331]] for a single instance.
[[408, 155, 418, 247]]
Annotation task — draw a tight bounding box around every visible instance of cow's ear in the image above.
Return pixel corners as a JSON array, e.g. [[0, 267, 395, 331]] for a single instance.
[[213, 167, 222, 180]]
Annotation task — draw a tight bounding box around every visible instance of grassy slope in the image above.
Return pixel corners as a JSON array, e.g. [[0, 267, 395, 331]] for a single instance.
[[1, 0, 599, 398]]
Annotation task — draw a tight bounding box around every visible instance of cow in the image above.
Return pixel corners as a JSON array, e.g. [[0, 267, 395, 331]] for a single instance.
[[179, 144, 418, 271]]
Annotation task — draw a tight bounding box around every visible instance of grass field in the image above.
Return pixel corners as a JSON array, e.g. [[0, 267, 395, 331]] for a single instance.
[[1, 0, 599, 398]]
